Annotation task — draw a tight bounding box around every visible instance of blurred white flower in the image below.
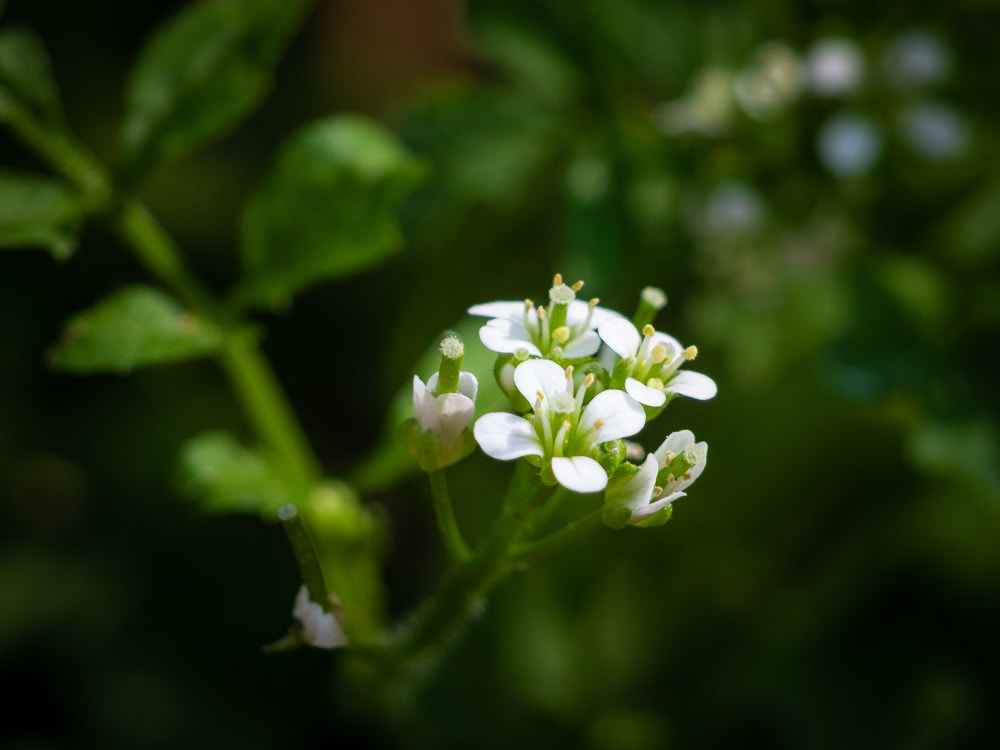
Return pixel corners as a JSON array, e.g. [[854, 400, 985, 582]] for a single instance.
[[817, 113, 882, 177], [881, 31, 950, 89], [699, 181, 767, 239], [734, 41, 804, 120], [805, 37, 866, 97], [899, 102, 970, 162], [653, 67, 736, 137]]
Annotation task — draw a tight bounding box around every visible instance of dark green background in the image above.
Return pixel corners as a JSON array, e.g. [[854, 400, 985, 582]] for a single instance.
[[2, 0, 999, 747]]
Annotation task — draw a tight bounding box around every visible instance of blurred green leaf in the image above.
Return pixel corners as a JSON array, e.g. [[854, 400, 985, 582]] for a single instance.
[[177, 432, 291, 517], [238, 115, 425, 308], [49, 285, 223, 373], [0, 26, 63, 127], [0, 170, 83, 258], [119, 0, 311, 182]]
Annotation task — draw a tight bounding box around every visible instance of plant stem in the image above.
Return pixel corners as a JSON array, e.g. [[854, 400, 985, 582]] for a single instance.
[[508, 507, 604, 565], [427, 470, 470, 565], [278, 504, 330, 607]]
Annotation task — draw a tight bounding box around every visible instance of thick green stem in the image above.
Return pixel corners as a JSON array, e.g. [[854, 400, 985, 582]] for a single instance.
[[508, 508, 604, 565], [428, 470, 470, 565], [279, 504, 330, 607]]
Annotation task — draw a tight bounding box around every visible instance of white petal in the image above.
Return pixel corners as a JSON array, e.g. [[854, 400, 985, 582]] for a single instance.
[[293, 585, 347, 649], [457, 371, 478, 402], [479, 318, 542, 356], [597, 317, 641, 359], [551, 455, 608, 493], [607, 454, 659, 509], [434, 393, 476, 444], [565, 300, 626, 330], [473, 412, 543, 460], [561, 330, 601, 359], [652, 430, 695, 464], [412, 375, 436, 431], [580, 389, 646, 442], [624, 377, 667, 407], [467, 301, 526, 321], [630, 491, 686, 520], [425, 371, 479, 404], [650, 331, 682, 359], [666, 370, 718, 400], [513, 358, 568, 403]]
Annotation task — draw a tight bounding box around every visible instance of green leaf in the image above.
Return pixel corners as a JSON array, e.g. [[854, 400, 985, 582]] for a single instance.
[[177, 432, 292, 517], [119, 0, 311, 182], [0, 27, 63, 127], [0, 170, 83, 258], [49, 285, 223, 373], [238, 115, 425, 308]]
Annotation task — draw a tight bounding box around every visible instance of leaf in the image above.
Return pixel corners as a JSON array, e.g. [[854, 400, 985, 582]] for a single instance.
[[0, 170, 84, 258], [0, 27, 63, 127], [177, 432, 292, 517], [238, 115, 425, 308], [119, 0, 311, 182], [49, 285, 223, 373]]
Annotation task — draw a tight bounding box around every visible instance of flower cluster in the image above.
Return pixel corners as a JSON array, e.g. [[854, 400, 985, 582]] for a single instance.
[[462, 275, 716, 527]]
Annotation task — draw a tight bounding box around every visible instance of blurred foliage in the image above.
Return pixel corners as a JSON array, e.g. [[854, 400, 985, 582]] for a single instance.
[[2, 0, 999, 748]]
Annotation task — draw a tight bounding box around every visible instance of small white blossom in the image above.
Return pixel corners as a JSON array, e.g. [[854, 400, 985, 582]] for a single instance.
[[597, 318, 717, 406], [469, 274, 624, 360], [605, 430, 708, 527], [293, 585, 347, 649], [473, 358, 645, 493], [412, 370, 478, 462], [805, 37, 866, 97]]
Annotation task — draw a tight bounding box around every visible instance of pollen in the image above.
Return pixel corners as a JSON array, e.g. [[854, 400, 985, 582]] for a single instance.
[[652, 486, 664, 498], [642, 324, 655, 337], [552, 325, 571, 344], [565, 365, 574, 379], [662, 451, 676, 464], [682, 345, 698, 360], [589, 297, 599, 307], [537, 306, 547, 319], [571, 280, 585, 291], [582, 372, 595, 387], [553, 272, 563, 286], [593, 418, 607, 430], [650, 344, 668, 364], [524, 298, 534, 310]]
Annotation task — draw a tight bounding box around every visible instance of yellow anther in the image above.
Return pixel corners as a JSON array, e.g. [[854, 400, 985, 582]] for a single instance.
[[652, 486, 664, 498], [553, 273, 563, 286], [663, 451, 676, 464], [589, 297, 599, 307], [582, 372, 595, 387], [642, 324, 655, 337], [593, 418, 606, 430], [650, 344, 668, 364], [524, 298, 534, 310], [571, 280, 585, 291], [536, 390, 545, 401], [537, 306, 547, 319], [564, 365, 574, 379], [682, 345, 698, 360], [665, 473, 676, 484], [552, 326, 571, 344], [646, 377, 664, 390]]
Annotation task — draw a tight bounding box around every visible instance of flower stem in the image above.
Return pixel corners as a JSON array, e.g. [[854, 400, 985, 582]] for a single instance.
[[508, 507, 604, 565], [428, 470, 470, 565], [278, 504, 330, 607]]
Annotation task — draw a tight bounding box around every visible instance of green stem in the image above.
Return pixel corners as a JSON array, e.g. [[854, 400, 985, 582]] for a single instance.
[[508, 508, 604, 565], [278, 504, 330, 607], [428, 470, 470, 565]]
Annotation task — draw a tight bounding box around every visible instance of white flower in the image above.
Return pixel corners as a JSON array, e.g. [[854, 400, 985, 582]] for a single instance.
[[597, 318, 717, 406], [604, 430, 708, 527], [473, 359, 645, 493], [469, 274, 624, 360], [293, 585, 347, 649], [805, 37, 866, 97], [413, 369, 478, 447]]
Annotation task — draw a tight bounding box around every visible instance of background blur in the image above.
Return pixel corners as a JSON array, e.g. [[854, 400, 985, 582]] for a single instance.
[[2, 0, 1000, 747]]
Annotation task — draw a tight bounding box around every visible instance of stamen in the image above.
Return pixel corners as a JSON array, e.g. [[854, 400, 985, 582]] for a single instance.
[[582, 372, 595, 387], [575, 372, 595, 411], [551, 326, 571, 345], [662, 451, 676, 464], [682, 345, 698, 361], [576, 297, 600, 334], [571, 280, 584, 291], [537, 306, 547, 319], [553, 419, 572, 457], [642, 324, 655, 337], [593, 418, 606, 430], [652, 486, 664, 498], [564, 365, 574, 381], [523, 300, 539, 338], [553, 273, 563, 286], [650, 345, 668, 365]]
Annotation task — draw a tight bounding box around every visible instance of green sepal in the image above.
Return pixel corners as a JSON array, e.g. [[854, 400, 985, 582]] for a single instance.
[[574, 361, 608, 403], [632, 503, 674, 529], [494, 352, 531, 412], [593, 438, 625, 477], [642, 402, 667, 423], [399, 418, 476, 472], [602, 503, 633, 530], [609, 357, 634, 389]]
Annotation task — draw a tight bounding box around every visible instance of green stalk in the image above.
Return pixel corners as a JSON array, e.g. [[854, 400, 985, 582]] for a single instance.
[[278, 504, 330, 607], [508, 508, 604, 565], [428, 470, 471, 565]]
